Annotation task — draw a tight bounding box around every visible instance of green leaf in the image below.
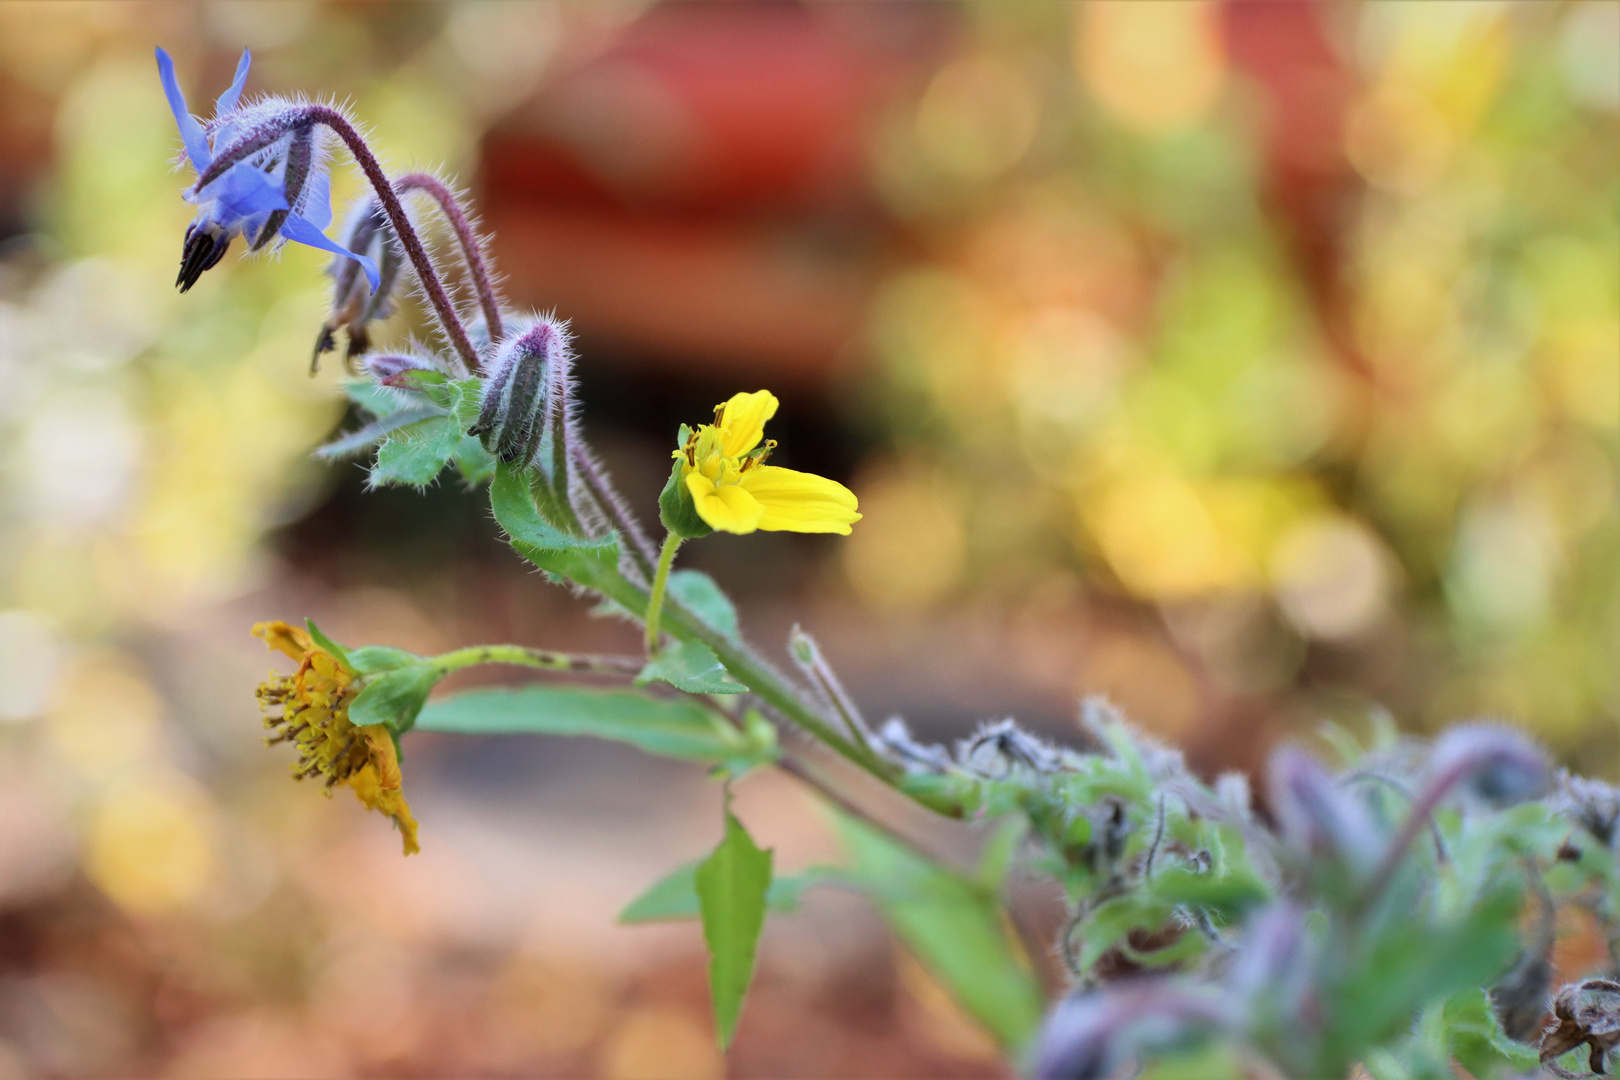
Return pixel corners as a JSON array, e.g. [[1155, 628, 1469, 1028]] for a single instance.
[[343, 379, 408, 418], [666, 570, 740, 641], [415, 686, 766, 764], [638, 639, 746, 695], [304, 618, 353, 673], [490, 461, 616, 553], [696, 811, 773, 1049], [316, 407, 445, 460], [453, 434, 496, 485], [834, 812, 1043, 1050], [349, 662, 445, 732], [976, 816, 1028, 892], [619, 861, 834, 923], [370, 415, 462, 487]]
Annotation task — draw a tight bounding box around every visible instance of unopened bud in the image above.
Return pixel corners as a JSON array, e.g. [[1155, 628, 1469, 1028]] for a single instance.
[[1228, 904, 1314, 1023], [1424, 723, 1551, 809], [1268, 747, 1382, 877], [469, 317, 573, 467], [312, 197, 406, 372], [362, 352, 442, 388], [1553, 773, 1620, 849], [870, 717, 951, 773], [1032, 983, 1229, 1080], [958, 718, 1056, 776]]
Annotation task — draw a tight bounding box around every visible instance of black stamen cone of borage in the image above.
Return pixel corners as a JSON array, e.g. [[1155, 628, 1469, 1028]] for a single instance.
[[176, 223, 231, 292]]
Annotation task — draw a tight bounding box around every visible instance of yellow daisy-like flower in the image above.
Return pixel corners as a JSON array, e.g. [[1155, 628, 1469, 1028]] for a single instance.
[[675, 391, 861, 535], [253, 621, 420, 856]]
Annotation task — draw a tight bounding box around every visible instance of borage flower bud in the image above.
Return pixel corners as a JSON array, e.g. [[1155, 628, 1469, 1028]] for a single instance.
[[312, 197, 407, 371], [469, 315, 574, 469], [253, 620, 419, 856], [362, 351, 444, 388], [1031, 982, 1230, 1080], [1423, 722, 1551, 810], [871, 717, 952, 773], [1267, 747, 1382, 878]]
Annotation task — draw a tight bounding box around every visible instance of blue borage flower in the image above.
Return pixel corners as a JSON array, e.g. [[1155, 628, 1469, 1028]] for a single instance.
[[155, 47, 378, 293]]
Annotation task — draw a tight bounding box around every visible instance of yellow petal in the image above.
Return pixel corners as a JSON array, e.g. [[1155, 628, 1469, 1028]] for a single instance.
[[686, 472, 765, 534], [253, 620, 313, 661], [715, 391, 779, 458], [739, 465, 861, 535]]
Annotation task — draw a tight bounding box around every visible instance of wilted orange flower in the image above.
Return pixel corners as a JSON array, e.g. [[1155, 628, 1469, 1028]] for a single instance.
[[253, 621, 419, 856]]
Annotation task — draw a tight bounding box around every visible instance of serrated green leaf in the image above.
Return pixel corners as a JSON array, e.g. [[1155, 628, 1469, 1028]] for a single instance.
[[349, 662, 445, 732], [316, 406, 445, 460], [619, 860, 834, 923], [343, 379, 408, 418], [415, 686, 764, 764], [666, 570, 740, 641], [370, 416, 461, 487], [638, 639, 746, 695], [696, 812, 773, 1049], [834, 812, 1043, 1051]]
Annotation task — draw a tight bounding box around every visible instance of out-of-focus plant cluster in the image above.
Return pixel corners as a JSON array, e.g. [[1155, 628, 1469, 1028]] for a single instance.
[[855, 1, 1619, 760]]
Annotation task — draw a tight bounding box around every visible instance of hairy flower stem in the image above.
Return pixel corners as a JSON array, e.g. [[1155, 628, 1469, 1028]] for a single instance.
[[427, 644, 643, 677], [790, 626, 876, 758], [393, 172, 504, 346], [193, 107, 480, 376], [571, 445, 659, 581], [644, 533, 683, 653]]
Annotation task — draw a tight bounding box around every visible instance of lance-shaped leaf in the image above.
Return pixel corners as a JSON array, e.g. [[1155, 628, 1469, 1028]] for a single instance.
[[415, 685, 771, 765], [620, 861, 836, 923], [834, 812, 1043, 1051], [696, 811, 773, 1049]]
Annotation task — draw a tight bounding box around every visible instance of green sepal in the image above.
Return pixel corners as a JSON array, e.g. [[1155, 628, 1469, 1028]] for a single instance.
[[346, 645, 420, 675], [489, 461, 618, 583], [696, 809, 773, 1049], [303, 618, 354, 674], [659, 457, 712, 540], [619, 860, 834, 923], [638, 640, 746, 695], [348, 661, 445, 734]]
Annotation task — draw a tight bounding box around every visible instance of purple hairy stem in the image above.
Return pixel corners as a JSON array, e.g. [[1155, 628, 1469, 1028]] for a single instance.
[[393, 172, 504, 348], [192, 105, 479, 377], [570, 443, 659, 581], [1357, 724, 1550, 914]]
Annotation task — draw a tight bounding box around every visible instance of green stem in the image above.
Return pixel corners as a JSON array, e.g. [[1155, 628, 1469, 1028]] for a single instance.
[[644, 532, 682, 653], [428, 645, 642, 676]]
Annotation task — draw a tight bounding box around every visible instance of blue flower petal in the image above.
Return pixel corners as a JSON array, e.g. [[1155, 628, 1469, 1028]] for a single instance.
[[212, 162, 289, 225], [301, 168, 333, 231], [280, 213, 381, 292], [156, 47, 212, 171], [215, 49, 252, 116]]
